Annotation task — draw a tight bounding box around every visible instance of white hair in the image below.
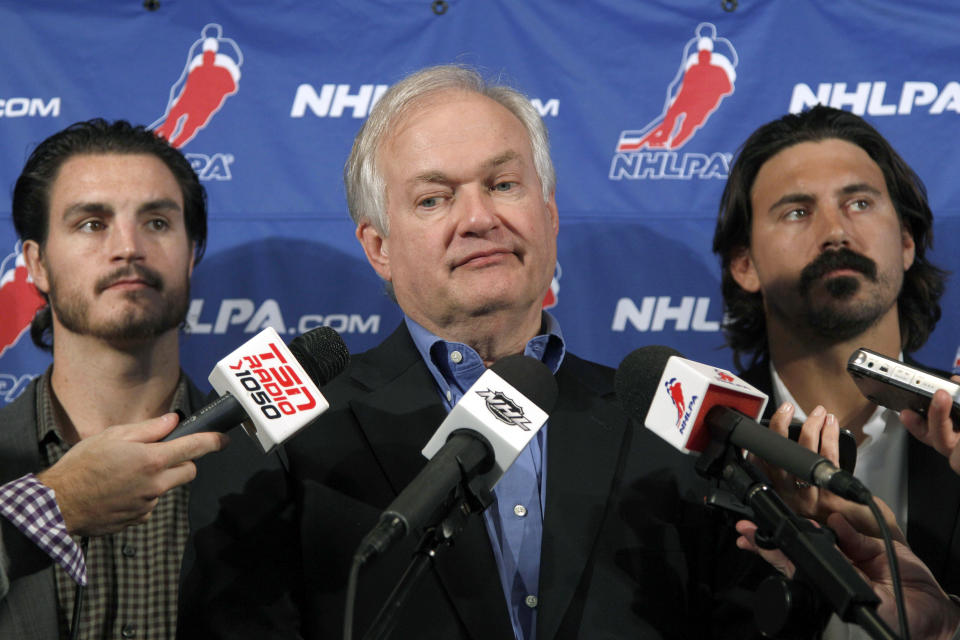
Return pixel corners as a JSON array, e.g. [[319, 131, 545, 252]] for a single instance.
[[343, 64, 556, 235]]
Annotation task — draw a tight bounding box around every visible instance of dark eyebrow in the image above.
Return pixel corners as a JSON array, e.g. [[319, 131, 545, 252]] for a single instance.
[[837, 182, 882, 198], [137, 198, 182, 215], [767, 192, 814, 214], [61, 198, 181, 221]]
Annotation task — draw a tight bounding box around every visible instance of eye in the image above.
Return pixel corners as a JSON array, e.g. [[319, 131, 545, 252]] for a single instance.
[[848, 198, 870, 212], [78, 219, 105, 232], [146, 218, 170, 231], [492, 181, 516, 193], [418, 196, 439, 209], [782, 208, 808, 221]]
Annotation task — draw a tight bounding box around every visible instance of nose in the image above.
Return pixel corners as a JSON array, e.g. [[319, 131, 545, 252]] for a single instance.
[[109, 218, 146, 262], [456, 186, 499, 236], [818, 205, 850, 251]]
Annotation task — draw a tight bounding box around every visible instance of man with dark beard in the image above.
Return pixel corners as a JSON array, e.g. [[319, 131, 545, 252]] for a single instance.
[[713, 105, 960, 639], [0, 119, 226, 639]]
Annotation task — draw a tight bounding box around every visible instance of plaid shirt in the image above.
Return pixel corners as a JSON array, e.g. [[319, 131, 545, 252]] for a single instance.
[[0, 371, 192, 640]]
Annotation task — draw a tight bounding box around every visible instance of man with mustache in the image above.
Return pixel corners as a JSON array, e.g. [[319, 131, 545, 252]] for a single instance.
[[0, 119, 226, 639], [713, 105, 960, 637]]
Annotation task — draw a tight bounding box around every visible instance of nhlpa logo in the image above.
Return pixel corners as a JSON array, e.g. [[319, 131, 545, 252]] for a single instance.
[[611, 23, 737, 181], [664, 376, 698, 433], [542, 263, 561, 310], [0, 243, 46, 358], [665, 377, 686, 425], [149, 24, 242, 181], [715, 369, 734, 383], [476, 389, 532, 431]]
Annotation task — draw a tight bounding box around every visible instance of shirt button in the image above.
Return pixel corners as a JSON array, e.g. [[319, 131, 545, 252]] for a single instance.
[[445, 389, 452, 402], [525, 595, 538, 608], [513, 504, 527, 517], [121, 624, 137, 638], [122, 544, 136, 558], [450, 350, 463, 364]]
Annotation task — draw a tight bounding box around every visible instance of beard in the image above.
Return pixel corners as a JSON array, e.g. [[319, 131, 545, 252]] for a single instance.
[[792, 248, 898, 341], [48, 263, 189, 344]]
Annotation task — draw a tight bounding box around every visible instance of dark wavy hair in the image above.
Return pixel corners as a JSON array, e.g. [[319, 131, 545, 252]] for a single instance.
[[12, 118, 207, 350], [712, 105, 947, 370]]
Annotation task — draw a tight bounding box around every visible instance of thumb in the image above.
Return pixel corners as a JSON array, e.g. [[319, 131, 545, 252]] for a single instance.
[[119, 413, 181, 443]]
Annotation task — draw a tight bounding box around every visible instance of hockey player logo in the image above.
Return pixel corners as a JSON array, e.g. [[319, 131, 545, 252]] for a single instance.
[[542, 263, 561, 310], [152, 24, 243, 149], [0, 242, 46, 358], [617, 23, 737, 152]]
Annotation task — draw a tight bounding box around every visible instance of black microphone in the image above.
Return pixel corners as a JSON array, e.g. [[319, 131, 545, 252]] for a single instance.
[[356, 354, 559, 563], [615, 346, 871, 504], [162, 326, 349, 452]]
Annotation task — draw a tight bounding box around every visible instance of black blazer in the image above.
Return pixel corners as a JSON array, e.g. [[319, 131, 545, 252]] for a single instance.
[[181, 324, 761, 639], [739, 357, 960, 594]]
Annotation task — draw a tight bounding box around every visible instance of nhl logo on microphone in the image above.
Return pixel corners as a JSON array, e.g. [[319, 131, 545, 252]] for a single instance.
[[477, 389, 532, 431]]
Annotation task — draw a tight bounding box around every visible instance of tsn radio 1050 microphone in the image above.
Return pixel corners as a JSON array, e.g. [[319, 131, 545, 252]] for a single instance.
[[163, 326, 349, 453], [615, 346, 871, 504], [356, 354, 559, 563]]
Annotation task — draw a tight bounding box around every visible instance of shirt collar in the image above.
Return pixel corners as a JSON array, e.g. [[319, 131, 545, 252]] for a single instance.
[[768, 358, 898, 440], [35, 368, 192, 448], [405, 312, 566, 400]]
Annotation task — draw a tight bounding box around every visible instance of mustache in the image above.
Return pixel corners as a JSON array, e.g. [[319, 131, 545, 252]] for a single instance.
[[798, 249, 877, 294], [95, 264, 163, 293]]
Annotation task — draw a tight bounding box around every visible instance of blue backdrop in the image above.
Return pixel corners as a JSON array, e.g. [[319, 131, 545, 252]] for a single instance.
[[1, 0, 959, 406]]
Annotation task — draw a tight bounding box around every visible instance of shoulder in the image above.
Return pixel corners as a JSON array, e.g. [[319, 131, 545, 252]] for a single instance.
[[557, 351, 616, 398]]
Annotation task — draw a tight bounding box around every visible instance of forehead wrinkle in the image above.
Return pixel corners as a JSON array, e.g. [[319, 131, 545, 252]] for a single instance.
[[836, 182, 882, 198]]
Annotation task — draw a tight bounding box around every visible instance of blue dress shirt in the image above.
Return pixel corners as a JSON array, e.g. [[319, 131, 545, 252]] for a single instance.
[[405, 314, 565, 640]]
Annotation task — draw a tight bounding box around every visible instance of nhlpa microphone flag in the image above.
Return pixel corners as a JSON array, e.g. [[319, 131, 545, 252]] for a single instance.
[[645, 355, 768, 454]]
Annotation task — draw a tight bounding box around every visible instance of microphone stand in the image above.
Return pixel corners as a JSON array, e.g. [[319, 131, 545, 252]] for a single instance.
[[696, 439, 899, 640], [361, 476, 494, 640]]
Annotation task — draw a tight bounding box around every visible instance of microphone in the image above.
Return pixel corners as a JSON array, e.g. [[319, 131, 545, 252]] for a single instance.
[[162, 326, 349, 453], [615, 346, 871, 504], [357, 354, 559, 563]]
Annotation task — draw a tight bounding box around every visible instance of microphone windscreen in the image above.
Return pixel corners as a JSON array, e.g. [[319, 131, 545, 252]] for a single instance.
[[615, 345, 683, 419], [288, 326, 350, 387], [490, 354, 559, 414]]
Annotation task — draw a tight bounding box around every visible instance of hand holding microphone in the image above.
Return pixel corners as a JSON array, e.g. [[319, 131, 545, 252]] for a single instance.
[[163, 325, 349, 452], [614, 346, 872, 505]]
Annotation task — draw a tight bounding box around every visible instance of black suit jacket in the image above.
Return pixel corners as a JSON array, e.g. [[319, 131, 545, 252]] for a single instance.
[[739, 357, 960, 594], [181, 324, 760, 639]]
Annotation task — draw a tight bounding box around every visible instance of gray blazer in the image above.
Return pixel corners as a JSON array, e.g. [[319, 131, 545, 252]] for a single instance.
[[0, 376, 207, 640]]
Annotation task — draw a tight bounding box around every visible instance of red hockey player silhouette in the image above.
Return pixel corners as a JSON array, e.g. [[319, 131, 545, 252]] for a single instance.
[[153, 24, 242, 149], [666, 378, 686, 425], [620, 23, 738, 151], [0, 245, 45, 358]]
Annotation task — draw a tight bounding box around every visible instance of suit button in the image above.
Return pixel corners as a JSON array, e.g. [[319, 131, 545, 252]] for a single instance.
[[121, 624, 137, 638], [513, 504, 527, 517], [122, 544, 136, 558], [525, 595, 538, 608]]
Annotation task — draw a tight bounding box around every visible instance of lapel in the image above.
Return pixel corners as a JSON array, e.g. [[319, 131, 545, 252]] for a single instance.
[[0, 376, 59, 640], [537, 356, 626, 640], [347, 325, 515, 639], [906, 431, 960, 590]]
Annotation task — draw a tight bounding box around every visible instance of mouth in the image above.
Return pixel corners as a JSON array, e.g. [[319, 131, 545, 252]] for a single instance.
[[96, 266, 163, 293], [104, 278, 153, 291], [453, 249, 516, 269]]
